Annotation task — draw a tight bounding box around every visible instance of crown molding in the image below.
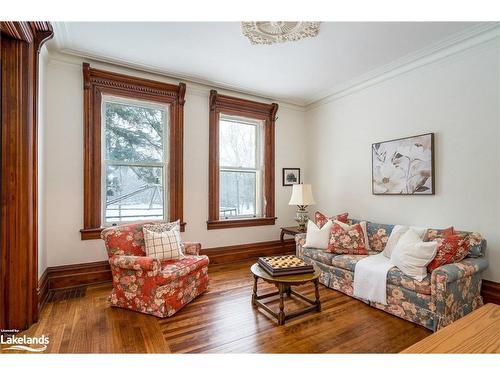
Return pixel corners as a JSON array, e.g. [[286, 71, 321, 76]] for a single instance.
[[48, 21, 306, 109], [46, 49, 306, 112], [48, 22, 500, 113], [306, 22, 500, 110]]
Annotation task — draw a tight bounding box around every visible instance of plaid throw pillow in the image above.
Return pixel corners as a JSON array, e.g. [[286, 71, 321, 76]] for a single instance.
[[143, 220, 184, 252], [143, 227, 183, 261]]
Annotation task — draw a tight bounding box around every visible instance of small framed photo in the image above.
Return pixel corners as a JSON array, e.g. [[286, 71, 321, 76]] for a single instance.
[[282, 168, 301, 186]]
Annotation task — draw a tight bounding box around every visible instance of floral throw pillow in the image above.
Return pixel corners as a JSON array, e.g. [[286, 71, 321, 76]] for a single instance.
[[327, 223, 368, 255], [425, 226, 455, 241], [426, 226, 483, 258], [315, 211, 349, 229], [427, 233, 471, 272]]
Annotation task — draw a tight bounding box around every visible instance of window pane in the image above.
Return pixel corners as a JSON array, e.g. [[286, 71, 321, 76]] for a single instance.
[[220, 171, 256, 218], [105, 165, 163, 223], [219, 119, 256, 168], [105, 101, 166, 163]]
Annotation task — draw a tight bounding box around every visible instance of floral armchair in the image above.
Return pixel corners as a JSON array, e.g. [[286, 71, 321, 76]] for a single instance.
[[101, 222, 209, 318]]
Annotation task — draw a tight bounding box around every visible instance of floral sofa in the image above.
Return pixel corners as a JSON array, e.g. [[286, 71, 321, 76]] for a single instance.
[[296, 219, 488, 331], [102, 222, 209, 318]]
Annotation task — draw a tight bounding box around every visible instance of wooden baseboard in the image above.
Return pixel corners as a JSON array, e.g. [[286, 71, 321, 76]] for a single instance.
[[201, 239, 294, 265], [37, 239, 295, 293], [481, 279, 500, 305], [46, 260, 113, 291], [37, 269, 49, 310]]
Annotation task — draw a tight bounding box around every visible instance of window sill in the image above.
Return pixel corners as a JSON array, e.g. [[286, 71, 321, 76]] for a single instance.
[[206, 217, 277, 230], [80, 221, 186, 240]]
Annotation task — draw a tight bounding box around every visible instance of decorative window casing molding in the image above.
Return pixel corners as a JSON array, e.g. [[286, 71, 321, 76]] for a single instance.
[[80, 63, 186, 240], [207, 90, 278, 230]]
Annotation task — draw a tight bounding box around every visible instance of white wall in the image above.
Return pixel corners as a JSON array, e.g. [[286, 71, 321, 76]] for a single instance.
[[44, 53, 307, 267], [43, 35, 500, 284], [38, 46, 49, 278], [305, 39, 500, 282]]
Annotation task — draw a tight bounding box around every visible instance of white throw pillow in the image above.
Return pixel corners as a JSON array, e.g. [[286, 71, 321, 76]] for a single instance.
[[383, 225, 427, 258], [390, 228, 438, 281], [143, 227, 183, 261], [334, 220, 371, 251], [304, 219, 333, 249]]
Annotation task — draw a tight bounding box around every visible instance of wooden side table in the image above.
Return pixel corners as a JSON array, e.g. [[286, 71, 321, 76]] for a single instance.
[[250, 263, 321, 325], [280, 226, 306, 243]]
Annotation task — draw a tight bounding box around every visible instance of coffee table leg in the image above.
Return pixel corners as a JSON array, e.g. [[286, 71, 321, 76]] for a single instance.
[[285, 285, 291, 297], [278, 283, 285, 325], [252, 275, 258, 306], [314, 279, 321, 312]]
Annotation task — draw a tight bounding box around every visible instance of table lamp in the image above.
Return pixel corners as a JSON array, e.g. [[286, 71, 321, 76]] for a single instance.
[[288, 183, 316, 231]]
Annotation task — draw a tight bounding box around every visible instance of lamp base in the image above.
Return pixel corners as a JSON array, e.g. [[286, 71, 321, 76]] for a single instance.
[[294, 205, 309, 231]]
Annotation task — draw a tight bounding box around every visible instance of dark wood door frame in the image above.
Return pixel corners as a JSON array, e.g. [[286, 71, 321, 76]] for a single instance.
[[0, 22, 53, 331]]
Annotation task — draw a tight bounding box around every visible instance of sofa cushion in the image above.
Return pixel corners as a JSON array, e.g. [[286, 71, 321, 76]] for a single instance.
[[351, 219, 394, 252], [302, 247, 378, 267], [332, 254, 432, 295], [302, 247, 338, 266], [386, 267, 431, 295], [304, 248, 432, 295], [331, 254, 369, 272]]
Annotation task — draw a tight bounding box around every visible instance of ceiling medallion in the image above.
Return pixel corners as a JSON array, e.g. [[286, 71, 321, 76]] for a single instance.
[[241, 22, 320, 45]]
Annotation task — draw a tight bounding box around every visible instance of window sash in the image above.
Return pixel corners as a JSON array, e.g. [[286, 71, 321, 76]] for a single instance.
[[219, 168, 262, 219], [218, 114, 264, 220], [101, 95, 169, 226]]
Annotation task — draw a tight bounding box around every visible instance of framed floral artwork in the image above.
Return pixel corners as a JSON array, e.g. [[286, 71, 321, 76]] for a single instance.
[[372, 133, 434, 195]]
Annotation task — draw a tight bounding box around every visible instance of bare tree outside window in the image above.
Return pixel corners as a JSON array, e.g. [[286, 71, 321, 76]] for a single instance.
[[103, 97, 169, 224], [219, 116, 263, 219]]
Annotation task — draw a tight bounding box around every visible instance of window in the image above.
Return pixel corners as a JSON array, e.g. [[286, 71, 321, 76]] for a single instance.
[[102, 96, 169, 225], [219, 115, 263, 219], [81, 63, 185, 240], [208, 90, 278, 230]]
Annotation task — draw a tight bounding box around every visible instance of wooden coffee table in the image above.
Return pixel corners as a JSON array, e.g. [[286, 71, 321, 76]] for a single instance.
[[401, 303, 500, 353], [250, 263, 321, 325]]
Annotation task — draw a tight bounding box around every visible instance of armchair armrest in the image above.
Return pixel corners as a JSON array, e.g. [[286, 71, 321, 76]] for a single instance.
[[109, 255, 160, 273], [183, 242, 201, 256]]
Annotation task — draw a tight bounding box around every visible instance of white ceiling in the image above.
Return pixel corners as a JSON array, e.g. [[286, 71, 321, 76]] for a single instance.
[[50, 22, 489, 105]]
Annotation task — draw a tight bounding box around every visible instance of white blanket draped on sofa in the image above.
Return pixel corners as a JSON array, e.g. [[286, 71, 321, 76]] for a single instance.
[[353, 253, 393, 305]]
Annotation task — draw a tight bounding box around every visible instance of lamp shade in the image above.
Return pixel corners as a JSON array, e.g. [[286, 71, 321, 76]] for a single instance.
[[288, 184, 316, 206]]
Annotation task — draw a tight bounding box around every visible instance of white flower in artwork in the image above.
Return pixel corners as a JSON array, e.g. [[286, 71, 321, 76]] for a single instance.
[[373, 161, 406, 194]]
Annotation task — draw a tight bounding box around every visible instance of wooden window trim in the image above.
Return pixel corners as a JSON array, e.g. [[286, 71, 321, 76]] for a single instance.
[[207, 90, 278, 230], [80, 64, 186, 240]]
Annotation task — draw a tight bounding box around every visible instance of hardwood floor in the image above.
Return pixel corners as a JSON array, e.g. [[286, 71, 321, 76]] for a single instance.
[[7, 260, 430, 353]]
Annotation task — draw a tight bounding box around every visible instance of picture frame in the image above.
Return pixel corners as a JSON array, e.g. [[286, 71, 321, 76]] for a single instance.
[[282, 168, 301, 186], [372, 133, 435, 195]]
